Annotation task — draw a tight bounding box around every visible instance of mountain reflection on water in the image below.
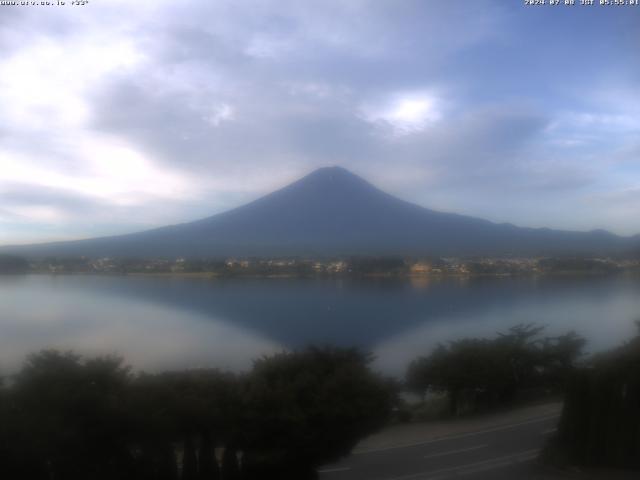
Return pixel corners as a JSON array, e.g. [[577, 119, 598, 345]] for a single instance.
[[1, 274, 639, 376]]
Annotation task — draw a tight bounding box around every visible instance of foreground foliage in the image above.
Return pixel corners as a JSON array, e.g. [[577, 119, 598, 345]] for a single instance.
[[546, 323, 640, 470], [0, 347, 394, 480], [406, 324, 585, 415]]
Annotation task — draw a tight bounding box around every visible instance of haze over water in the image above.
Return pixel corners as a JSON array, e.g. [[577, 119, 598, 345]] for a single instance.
[[2, 274, 638, 377]]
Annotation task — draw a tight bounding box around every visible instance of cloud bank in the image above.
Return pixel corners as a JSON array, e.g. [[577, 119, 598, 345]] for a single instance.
[[0, 0, 639, 244]]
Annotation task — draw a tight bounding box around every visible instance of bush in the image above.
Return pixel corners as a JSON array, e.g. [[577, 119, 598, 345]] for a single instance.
[[406, 324, 585, 416], [547, 325, 640, 470], [0, 347, 394, 480], [240, 347, 395, 479]]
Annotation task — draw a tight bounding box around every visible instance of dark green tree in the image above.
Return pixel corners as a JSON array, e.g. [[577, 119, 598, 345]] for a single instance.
[[407, 325, 585, 415], [129, 369, 238, 480], [240, 347, 394, 479], [548, 323, 640, 470], [220, 447, 241, 480], [0, 347, 393, 480], [9, 350, 133, 480]]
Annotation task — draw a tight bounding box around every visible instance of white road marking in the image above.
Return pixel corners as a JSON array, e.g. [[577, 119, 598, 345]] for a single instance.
[[455, 449, 540, 477], [355, 413, 559, 455], [423, 444, 488, 460], [541, 428, 557, 435], [318, 466, 352, 474], [384, 449, 540, 480]]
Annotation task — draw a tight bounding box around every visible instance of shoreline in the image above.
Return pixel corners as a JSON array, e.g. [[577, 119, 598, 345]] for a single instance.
[[8, 269, 640, 280]]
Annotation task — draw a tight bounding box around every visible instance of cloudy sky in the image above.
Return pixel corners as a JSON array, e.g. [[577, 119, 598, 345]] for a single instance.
[[0, 0, 639, 245]]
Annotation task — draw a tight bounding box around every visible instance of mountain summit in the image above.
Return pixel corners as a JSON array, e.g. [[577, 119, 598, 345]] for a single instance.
[[2, 167, 636, 258]]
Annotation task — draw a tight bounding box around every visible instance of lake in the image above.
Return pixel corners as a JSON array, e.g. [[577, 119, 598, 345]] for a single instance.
[[1, 274, 639, 376]]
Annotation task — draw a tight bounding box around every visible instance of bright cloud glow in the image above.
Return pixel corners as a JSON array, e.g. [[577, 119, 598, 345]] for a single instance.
[[363, 92, 442, 135], [8, 206, 66, 223], [0, 35, 143, 129], [0, 135, 190, 205], [205, 104, 235, 127]]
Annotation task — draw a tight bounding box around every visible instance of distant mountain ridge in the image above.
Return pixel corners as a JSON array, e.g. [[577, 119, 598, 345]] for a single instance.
[[2, 167, 638, 258]]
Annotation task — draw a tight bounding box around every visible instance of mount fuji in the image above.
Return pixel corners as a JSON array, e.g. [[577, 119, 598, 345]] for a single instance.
[[2, 167, 636, 258]]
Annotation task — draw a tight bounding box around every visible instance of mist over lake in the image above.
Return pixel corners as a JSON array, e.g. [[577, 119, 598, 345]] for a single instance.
[[1, 274, 638, 376]]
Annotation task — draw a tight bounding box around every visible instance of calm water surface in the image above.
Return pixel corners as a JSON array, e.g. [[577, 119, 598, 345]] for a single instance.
[[1, 274, 639, 376]]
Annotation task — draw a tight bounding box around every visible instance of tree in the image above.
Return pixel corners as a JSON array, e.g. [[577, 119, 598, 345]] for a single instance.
[[9, 350, 133, 480], [220, 447, 240, 480], [240, 347, 395, 479], [548, 324, 640, 470], [0, 347, 393, 479], [128, 369, 238, 480], [407, 325, 585, 415]]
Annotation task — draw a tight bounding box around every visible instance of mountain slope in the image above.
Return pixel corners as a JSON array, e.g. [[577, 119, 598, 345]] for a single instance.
[[1, 167, 637, 258]]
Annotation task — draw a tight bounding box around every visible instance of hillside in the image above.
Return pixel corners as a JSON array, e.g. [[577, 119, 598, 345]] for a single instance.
[[1, 167, 637, 258]]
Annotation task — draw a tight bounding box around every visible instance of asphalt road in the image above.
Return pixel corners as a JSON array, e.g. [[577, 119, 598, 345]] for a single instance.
[[318, 408, 562, 480]]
